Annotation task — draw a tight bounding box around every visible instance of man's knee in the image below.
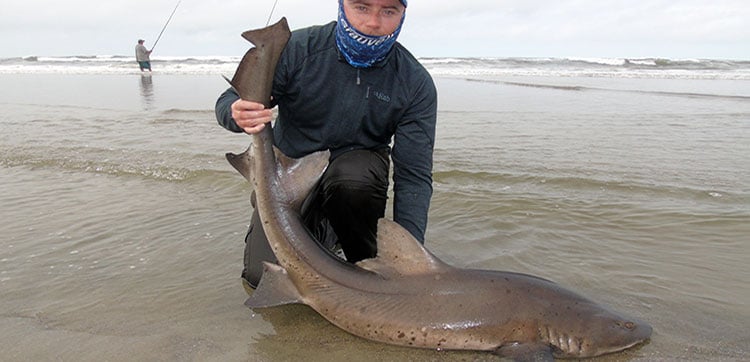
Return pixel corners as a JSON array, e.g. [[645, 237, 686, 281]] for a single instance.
[[323, 182, 386, 212], [321, 149, 389, 195], [314, 149, 390, 262], [320, 150, 389, 213], [241, 210, 276, 288]]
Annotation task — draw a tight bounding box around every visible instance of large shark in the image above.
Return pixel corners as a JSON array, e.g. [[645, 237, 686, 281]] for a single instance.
[[225, 18, 652, 361]]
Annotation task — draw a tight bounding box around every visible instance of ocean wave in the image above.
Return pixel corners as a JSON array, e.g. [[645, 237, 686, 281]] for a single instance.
[[0, 55, 242, 75], [1, 55, 748, 80], [432, 169, 743, 206], [0, 144, 235, 184], [162, 108, 215, 115], [423, 57, 750, 80], [465, 78, 750, 100]]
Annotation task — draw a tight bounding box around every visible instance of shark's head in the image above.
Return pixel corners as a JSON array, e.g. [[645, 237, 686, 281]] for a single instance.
[[541, 305, 652, 358]]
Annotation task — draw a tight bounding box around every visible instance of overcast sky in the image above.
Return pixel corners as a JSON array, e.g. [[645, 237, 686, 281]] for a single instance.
[[1, 0, 748, 59]]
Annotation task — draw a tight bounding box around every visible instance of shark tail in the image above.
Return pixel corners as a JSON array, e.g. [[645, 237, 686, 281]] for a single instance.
[[241, 17, 290, 48], [227, 18, 291, 107]]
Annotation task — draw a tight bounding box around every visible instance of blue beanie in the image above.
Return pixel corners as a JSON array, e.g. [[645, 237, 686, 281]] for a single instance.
[[400, 0, 407, 6]]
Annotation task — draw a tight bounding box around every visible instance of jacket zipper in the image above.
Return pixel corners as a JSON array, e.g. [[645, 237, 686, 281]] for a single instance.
[[357, 69, 370, 98]]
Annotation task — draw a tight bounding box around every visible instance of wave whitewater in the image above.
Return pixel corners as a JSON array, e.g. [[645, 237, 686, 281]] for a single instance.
[[1, 55, 748, 80]]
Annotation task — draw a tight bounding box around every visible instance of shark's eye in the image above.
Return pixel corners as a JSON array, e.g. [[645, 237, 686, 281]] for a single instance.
[[615, 321, 636, 330]]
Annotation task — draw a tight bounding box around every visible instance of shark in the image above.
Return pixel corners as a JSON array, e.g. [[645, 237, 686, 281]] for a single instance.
[[225, 17, 652, 361]]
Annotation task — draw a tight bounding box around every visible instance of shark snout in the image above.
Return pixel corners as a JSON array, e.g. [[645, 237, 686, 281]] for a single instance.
[[590, 315, 652, 356], [550, 311, 652, 358], [622, 317, 652, 345], [617, 315, 652, 339]]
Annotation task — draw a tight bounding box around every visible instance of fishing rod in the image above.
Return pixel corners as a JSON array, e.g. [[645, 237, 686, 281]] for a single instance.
[[150, 0, 182, 52], [266, 0, 280, 26]]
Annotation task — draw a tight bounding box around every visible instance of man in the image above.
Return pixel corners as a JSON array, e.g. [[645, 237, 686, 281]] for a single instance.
[[215, 0, 437, 289], [135, 39, 152, 72]]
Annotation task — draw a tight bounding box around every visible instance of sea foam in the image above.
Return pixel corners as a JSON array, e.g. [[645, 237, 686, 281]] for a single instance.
[[1, 55, 748, 80]]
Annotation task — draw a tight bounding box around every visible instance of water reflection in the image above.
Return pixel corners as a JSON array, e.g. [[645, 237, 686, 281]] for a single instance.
[[139, 74, 154, 110], [248, 304, 503, 361]]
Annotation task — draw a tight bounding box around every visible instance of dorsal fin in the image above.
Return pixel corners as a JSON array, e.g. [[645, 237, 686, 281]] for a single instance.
[[273, 146, 329, 212], [357, 219, 451, 277], [225, 146, 253, 182]]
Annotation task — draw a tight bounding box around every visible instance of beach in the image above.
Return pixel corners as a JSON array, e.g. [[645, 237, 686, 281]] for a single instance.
[[1, 58, 749, 361]]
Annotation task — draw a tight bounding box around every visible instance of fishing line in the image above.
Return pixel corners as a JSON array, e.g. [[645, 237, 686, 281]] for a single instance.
[[266, 0, 280, 26], [151, 0, 182, 52]]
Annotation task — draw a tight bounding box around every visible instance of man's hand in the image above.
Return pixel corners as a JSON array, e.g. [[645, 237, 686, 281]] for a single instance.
[[231, 99, 274, 134]]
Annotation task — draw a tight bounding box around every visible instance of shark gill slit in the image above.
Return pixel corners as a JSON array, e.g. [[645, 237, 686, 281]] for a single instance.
[[540, 325, 585, 356]]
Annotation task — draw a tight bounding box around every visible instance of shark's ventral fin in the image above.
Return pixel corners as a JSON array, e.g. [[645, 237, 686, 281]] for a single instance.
[[357, 219, 451, 277], [496, 342, 555, 362], [245, 262, 304, 308]]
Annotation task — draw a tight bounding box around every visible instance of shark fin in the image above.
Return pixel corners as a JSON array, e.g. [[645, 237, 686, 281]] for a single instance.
[[241, 17, 290, 47], [225, 145, 329, 212], [357, 219, 451, 277], [495, 343, 554, 362], [245, 262, 304, 308], [230, 18, 290, 107], [273, 146, 329, 211], [226, 146, 253, 183]]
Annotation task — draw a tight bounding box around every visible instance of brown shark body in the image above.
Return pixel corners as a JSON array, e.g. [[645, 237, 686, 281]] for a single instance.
[[225, 18, 652, 361]]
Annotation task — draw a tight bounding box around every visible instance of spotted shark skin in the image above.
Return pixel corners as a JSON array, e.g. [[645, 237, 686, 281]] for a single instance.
[[225, 18, 652, 361]]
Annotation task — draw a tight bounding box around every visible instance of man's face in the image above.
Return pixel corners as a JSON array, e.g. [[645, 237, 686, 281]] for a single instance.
[[342, 0, 405, 37]]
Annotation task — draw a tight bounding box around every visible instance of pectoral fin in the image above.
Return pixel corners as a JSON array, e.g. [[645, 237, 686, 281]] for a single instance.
[[245, 262, 304, 308], [495, 343, 554, 362]]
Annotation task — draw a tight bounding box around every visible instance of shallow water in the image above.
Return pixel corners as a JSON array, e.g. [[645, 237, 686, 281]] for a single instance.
[[1, 73, 748, 361]]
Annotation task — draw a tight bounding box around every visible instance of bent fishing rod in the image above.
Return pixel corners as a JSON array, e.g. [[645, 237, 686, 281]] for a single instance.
[[150, 0, 182, 52]]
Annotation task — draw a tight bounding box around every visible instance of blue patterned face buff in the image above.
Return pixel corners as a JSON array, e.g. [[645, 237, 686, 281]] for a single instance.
[[335, 0, 406, 68]]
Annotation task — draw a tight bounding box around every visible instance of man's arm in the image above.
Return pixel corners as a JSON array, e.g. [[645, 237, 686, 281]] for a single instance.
[[215, 88, 243, 133], [215, 87, 274, 134], [391, 75, 438, 243]]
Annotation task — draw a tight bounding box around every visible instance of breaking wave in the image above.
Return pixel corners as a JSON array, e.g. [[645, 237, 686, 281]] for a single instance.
[[1, 55, 748, 80]]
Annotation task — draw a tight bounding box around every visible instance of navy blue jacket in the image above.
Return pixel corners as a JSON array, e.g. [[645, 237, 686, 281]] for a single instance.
[[216, 21, 437, 242]]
